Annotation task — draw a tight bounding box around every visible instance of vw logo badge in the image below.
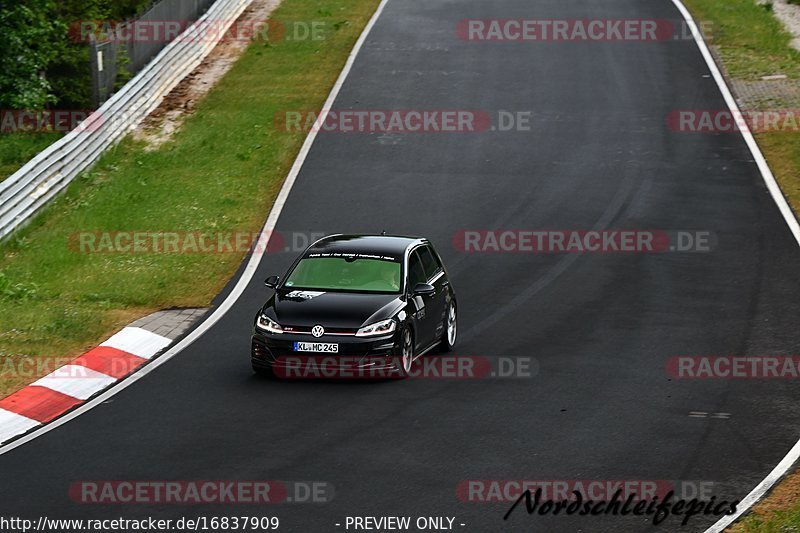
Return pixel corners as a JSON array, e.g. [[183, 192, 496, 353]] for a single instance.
[[311, 325, 325, 338]]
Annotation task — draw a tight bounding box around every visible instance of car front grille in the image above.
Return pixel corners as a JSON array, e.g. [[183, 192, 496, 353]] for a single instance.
[[281, 326, 357, 336]]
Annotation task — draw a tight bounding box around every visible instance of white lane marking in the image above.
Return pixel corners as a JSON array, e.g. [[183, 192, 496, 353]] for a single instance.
[[688, 411, 731, 419], [100, 327, 172, 359], [32, 366, 118, 401], [668, 1, 800, 530], [0, 410, 40, 444], [671, 1, 800, 247], [0, 0, 391, 455]]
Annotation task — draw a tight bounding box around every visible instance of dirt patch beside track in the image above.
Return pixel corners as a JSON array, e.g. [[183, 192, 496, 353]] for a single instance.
[[133, 0, 281, 150]]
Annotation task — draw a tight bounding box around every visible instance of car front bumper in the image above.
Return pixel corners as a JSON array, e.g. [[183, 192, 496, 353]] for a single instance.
[[251, 329, 403, 376]]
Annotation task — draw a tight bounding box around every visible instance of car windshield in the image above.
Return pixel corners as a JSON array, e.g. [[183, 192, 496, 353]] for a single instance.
[[284, 254, 402, 293]]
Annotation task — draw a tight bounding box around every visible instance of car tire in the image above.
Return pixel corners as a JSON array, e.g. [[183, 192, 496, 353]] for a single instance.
[[440, 300, 457, 352], [396, 327, 414, 378]]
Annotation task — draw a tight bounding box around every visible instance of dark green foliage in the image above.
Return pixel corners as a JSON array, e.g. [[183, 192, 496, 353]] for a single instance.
[[0, 0, 154, 109], [0, 0, 64, 109]]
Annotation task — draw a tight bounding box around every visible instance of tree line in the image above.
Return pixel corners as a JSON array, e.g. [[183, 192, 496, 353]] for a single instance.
[[0, 0, 153, 110]]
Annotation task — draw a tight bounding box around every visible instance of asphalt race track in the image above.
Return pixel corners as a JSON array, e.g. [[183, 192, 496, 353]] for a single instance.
[[2, 0, 800, 531]]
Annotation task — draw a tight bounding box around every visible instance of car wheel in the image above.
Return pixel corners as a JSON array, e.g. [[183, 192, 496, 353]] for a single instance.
[[440, 301, 457, 352], [396, 327, 414, 378]]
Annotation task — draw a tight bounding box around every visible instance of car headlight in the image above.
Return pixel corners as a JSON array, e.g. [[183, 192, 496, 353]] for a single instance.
[[256, 314, 283, 334], [356, 318, 397, 337]]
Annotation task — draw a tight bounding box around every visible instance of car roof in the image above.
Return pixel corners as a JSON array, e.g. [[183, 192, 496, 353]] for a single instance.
[[306, 234, 426, 259]]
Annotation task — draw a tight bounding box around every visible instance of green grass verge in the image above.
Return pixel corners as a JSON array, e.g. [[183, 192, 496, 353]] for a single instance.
[[684, 0, 800, 215], [686, 0, 800, 79], [0, 133, 62, 182], [728, 469, 800, 532], [755, 132, 800, 213], [682, 0, 800, 529], [0, 0, 380, 398], [735, 505, 800, 532]]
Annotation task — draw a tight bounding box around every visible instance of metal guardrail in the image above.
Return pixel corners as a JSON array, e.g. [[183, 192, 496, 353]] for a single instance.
[[0, 0, 254, 241]]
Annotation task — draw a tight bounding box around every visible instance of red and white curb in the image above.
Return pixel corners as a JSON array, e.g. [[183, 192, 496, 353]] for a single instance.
[[0, 327, 171, 445]]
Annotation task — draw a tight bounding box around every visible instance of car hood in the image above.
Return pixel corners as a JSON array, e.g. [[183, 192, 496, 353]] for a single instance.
[[264, 290, 404, 330]]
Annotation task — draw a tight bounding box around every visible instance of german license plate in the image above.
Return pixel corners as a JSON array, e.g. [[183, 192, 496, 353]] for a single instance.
[[293, 342, 339, 353]]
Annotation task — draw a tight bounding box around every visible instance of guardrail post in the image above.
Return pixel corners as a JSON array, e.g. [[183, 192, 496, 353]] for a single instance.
[[89, 35, 101, 109]]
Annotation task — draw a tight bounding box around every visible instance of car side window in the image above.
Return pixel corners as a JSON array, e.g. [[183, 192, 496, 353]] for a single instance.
[[408, 250, 427, 290], [418, 246, 442, 281]]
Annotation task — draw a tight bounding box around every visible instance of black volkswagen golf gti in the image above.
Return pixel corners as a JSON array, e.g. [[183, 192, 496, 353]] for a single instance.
[[251, 234, 457, 378]]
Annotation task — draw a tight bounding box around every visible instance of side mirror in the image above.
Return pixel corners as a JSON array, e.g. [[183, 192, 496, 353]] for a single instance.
[[264, 275, 280, 289], [413, 282, 435, 296]]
